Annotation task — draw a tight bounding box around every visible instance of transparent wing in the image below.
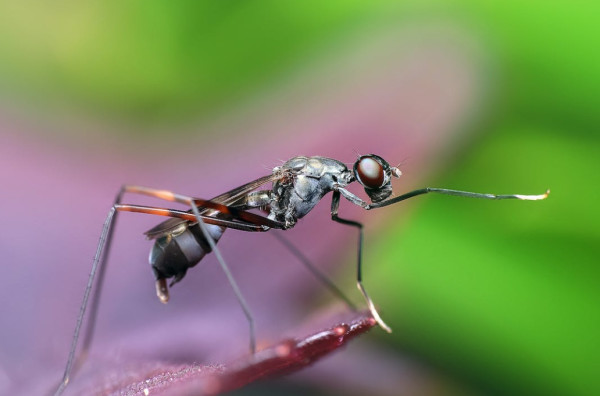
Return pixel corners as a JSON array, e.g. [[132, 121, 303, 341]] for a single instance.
[[144, 173, 277, 239]]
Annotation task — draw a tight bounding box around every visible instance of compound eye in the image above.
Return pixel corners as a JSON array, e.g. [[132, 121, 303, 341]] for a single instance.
[[355, 156, 385, 189]]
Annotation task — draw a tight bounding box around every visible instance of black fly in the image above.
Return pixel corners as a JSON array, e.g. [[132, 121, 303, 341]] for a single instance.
[[54, 154, 549, 395]]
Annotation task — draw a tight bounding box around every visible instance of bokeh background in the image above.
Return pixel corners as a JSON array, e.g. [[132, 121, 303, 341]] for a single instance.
[[0, 2, 598, 396]]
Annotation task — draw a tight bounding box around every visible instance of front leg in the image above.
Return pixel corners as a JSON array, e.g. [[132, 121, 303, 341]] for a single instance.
[[335, 186, 371, 209], [369, 187, 549, 209], [330, 191, 392, 333], [336, 185, 549, 210]]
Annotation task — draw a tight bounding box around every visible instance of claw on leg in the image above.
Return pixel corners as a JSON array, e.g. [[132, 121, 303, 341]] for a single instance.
[[357, 282, 392, 333]]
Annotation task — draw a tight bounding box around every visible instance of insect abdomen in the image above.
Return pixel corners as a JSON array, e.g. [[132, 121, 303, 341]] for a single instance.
[[149, 223, 225, 286]]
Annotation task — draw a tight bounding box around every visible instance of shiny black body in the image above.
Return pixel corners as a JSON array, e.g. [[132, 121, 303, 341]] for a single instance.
[[54, 152, 547, 396], [146, 155, 394, 288], [149, 223, 220, 284]]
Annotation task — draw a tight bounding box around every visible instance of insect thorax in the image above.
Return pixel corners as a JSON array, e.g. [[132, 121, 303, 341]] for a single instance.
[[269, 156, 351, 227]]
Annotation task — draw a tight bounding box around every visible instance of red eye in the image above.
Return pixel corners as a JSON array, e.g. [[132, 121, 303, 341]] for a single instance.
[[355, 156, 385, 189]]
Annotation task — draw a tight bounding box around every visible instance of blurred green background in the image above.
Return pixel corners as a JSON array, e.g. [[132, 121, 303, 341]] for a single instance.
[[1, 1, 598, 396]]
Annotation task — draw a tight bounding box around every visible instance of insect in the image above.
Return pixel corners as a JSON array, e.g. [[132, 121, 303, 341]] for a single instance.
[[54, 154, 549, 395]]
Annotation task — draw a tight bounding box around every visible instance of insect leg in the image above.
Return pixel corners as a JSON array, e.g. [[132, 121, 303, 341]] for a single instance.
[[122, 185, 285, 229], [55, 198, 267, 395], [127, 185, 258, 354], [330, 191, 392, 333], [188, 200, 257, 354], [270, 231, 357, 311], [228, 192, 354, 310], [55, 185, 128, 396], [336, 186, 548, 211], [369, 187, 550, 209], [116, 204, 268, 231]]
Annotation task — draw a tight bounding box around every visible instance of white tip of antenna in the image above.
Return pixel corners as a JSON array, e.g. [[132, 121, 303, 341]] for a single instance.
[[515, 189, 550, 200]]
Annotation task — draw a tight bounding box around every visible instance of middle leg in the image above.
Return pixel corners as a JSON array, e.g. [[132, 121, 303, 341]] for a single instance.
[[270, 231, 356, 311]]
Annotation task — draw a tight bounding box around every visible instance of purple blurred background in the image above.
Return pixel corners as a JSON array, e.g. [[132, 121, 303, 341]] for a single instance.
[[2, 3, 597, 396]]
